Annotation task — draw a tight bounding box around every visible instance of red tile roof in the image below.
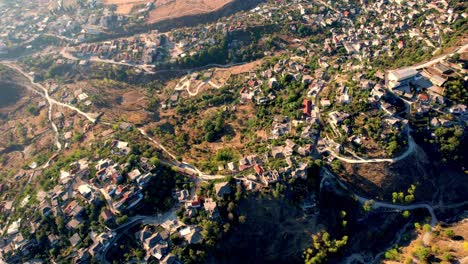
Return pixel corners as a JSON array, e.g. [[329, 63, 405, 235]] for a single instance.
[[303, 99, 312, 116]]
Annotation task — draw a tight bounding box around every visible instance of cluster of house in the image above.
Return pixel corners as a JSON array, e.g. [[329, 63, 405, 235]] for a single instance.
[[387, 60, 467, 121], [133, 216, 208, 264], [327, 0, 462, 62], [93, 142, 160, 214], [168, 18, 248, 60], [0, 158, 95, 261], [0, 2, 53, 48], [135, 225, 176, 263], [0, 1, 131, 49], [69, 31, 169, 64], [246, 0, 459, 62], [128, 184, 235, 263], [66, 10, 253, 67], [177, 181, 234, 220], [0, 136, 163, 262], [239, 57, 324, 109]]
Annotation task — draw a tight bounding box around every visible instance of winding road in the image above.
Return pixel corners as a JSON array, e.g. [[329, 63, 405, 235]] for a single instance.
[[60, 48, 157, 74], [321, 168, 438, 226], [326, 132, 416, 164], [2, 62, 99, 123], [1, 61, 227, 182], [1, 62, 100, 168], [174, 75, 223, 96]]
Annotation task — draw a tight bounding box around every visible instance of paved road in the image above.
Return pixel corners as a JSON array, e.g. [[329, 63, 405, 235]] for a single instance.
[[414, 43, 468, 70], [326, 132, 416, 164], [322, 168, 438, 226], [60, 48, 157, 74]]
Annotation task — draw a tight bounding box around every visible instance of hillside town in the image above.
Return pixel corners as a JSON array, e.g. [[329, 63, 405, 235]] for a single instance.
[[0, 0, 466, 263]]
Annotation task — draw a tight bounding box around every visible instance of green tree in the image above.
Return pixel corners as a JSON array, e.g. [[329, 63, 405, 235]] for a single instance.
[[402, 211, 410, 218], [116, 215, 129, 225], [413, 246, 430, 262], [238, 215, 247, 224], [444, 229, 455, 239], [385, 248, 400, 260], [423, 224, 432, 232], [304, 232, 348, 264], [363, 200, 374, 212]]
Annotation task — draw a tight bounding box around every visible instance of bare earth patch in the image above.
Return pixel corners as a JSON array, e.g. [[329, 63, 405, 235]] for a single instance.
[[101, 0, 233, 17], [147, 0, 234, 23], [102, 0, 148, 14]]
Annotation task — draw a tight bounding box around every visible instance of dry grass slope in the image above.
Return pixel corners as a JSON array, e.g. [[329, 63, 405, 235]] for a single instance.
[[102, 0, 233, 19]]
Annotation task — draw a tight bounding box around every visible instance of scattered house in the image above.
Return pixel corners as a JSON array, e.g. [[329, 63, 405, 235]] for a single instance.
[[179, 227, 202, 244], [203, 198, 219, 218], [370, 85, 385, 101], [186, 196, 201, 209], [261, 170, 280, 186], [100, 209, 114, 223], [127, 169, 142, 182], [119, 122, 133, 131], [427, 72, 448, 87], [449, 104, 467, 115], [178, 190, 189, 202], [7, 218, 21, 235], [69, 233, 81, 247], [320, 98, 331, 107], [1, 201, 13, 214], [430, 117, 441, 128], [384, 117, 402, 128], [254, 164, 264, 175], [214, 182, 231, 198], [427, 86, 445, 103], [432, 63, 452, 75], [78, 184, 92, 198], [96, 159, 112, 170], [115, 141, 131, 155], [328, 111, 350, 126], [60, 170, 73, 184], [417, 93, 430, 103], [297, 145, 313, 156], [301, 126, 317, 139], [66, 218, 82, 230], [271, 146, 285, 159], [291, 163, 308, 179], [271, 122, 290, 138], [64, 200, 84, 218], [227, 162, 238, 172], [302, 99, 312, 116], [337, 86, 351, 104], [161, 253, 176, 264], [137, 172, 153, 187], [48, 234, 59, 247]]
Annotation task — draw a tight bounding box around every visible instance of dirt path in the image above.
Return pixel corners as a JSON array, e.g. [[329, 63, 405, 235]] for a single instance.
[[174, 74, 223, 96], [1, 62, 100, 168], [2, 62, 99, 123]]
